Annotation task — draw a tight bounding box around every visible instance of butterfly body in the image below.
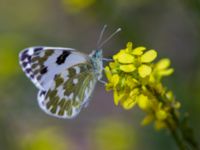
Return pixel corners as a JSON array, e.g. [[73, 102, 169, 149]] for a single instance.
[[19, 46, 103, 119], [89, 49, 103, 80]]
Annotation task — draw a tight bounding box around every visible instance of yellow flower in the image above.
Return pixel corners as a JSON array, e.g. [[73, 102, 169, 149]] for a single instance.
[[104, 67, 113, 91], [122, 97, 137, 110], [141, 114, 154, 126], [138, 65, 152, 78], [114, 90, 124, 105], [132, 46, 146, 55], [109, 62, 118, 69], [137, 94, 151, 111], [125, 77, 138, 89], [111, 74, 119, 87], [109, 42, 159, 79], [104, 42, 178, 131], [156, 58, 170, 70], [121, 88, 139, 109], [114, 52, 135, 63], [104, 66, 112, 81], [125, 42, 133, 53], [141, 50, 157, 63], [165, 91, 174, 102], [150, 58, 174, 83], [174, 101, 181, 109], [119, 64, 136, 72], [156, 110, 168, 120], [62, 0, 95, 13], [155, 103, 168, 121]]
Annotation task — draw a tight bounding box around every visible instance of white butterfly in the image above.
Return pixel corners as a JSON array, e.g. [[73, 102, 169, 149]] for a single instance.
[[19, 26, 121, 119]]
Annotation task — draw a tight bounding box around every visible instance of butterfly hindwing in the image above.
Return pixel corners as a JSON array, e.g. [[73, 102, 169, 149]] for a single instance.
[[37, 63, 97, 118], [19, 47, 89, 90]]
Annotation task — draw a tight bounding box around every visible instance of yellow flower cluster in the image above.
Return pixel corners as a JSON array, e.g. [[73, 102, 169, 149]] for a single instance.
[[105, 42, 180, 130], [62, 0, 95, 13]]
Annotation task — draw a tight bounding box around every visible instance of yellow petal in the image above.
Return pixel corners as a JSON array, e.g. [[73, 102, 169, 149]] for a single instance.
[[114, 90, 124, 105], [141, 50, 157, 63], [137, 94, 150, 110], [111, 74, 119, 87], [166, 91, 174, 102], [156, 110, 168, 120], [62, 0, 95, 13], [132, 46, 146, 55], [154, 83, 165, 95], [109, 62, 117, 69], [141, 115, 154, 126], [129, 88, 139, 97], [120, 64, 136, 73], [117, 53, 135, 63], [113, 50, 123, 60], [104, 66, 112, 81], [126, 78, 138, 89], [156, 58, 170, 70], [122, 97, 137, 110], [174, 101, 181, 109], [158, 68, 174, 76], [138, 65, 152, 78], [105, 83, 113, 91], [125, 42, 133, 53], [149, 74, 156, 83]]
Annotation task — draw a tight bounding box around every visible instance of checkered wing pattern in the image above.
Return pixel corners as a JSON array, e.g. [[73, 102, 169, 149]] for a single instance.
[[19, 47, 88, 90], [19, 47, 97, 118], [38, 63, 97, 118]]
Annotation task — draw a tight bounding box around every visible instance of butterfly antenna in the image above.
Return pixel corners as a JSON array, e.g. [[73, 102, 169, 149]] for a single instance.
[[98, 28, 122, 49], [97, 24, 107, 48]]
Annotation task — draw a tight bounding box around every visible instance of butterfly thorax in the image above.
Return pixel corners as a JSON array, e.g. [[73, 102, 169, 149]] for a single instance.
[[89, 49, 103, 80]]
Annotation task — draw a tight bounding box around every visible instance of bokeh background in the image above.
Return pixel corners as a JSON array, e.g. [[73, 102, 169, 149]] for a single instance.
[[0, 0, 200, 149]]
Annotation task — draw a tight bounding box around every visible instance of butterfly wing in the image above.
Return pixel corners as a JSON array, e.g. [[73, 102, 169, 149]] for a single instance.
[[19, 46, 88, 90], [37, 63, 97, 118], [19, 46, 98, 118]]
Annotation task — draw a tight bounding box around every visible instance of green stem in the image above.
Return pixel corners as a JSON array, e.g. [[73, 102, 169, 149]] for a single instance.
[[166, 120, 188, 150], [146, 85, 199, 150], [171, 112, 199, 150]]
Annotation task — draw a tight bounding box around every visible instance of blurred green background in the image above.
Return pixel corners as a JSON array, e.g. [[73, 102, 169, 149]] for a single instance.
[[0, 0, 200, 149]]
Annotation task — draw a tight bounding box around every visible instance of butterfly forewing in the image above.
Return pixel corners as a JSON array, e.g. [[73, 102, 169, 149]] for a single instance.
[[19, 47, 88, 90], [37, 63, 97, 118]]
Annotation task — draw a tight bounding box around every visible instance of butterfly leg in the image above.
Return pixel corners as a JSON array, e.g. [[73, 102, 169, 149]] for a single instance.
[[98, 79, 107, 85], [102, 58, 113, 62]]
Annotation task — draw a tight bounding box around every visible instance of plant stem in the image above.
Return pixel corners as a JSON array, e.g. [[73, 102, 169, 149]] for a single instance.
[[147, 85, 199, 150], [166, 120, 187, 150]]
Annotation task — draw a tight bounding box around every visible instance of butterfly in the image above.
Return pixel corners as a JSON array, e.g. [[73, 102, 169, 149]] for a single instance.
[[19, 26, 121, 119]]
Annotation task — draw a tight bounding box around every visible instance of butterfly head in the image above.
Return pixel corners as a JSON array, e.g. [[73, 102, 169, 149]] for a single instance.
[[88, 26, 121, 81], [89, 49, 103, 80]]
